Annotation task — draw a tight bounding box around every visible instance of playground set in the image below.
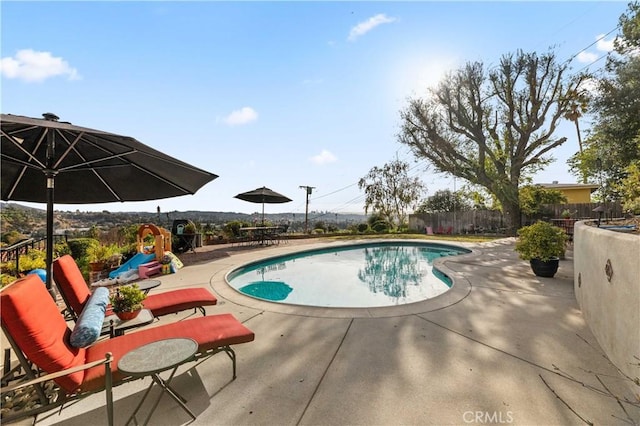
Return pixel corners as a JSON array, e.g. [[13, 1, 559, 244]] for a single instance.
[[108, 224, 183, 282]]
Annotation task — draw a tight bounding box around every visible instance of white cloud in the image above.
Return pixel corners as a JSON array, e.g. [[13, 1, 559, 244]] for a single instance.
[[595, 34, 615, 52], [576, 51, 599, 63], [348, 14, 397, 42], [0, 49, 80, 82], [573, 35, 616, 65], [310, 149, 337, 165], [580, 77, 600, 95], [223, 107, 258, 126]]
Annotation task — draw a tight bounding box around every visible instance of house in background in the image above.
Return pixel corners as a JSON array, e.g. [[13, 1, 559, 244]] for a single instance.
[[539, 181, 600, 203]]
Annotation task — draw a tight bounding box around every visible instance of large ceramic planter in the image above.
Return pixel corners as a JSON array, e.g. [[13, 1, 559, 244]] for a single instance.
[[530, 258, 559, 278]]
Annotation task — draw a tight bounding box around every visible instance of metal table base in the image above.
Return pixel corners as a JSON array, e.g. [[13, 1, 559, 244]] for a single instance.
[[118, 338, 198, 425]]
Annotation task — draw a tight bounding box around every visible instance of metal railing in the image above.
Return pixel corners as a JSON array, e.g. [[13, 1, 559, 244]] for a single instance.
[[0, 236, 67, 272]]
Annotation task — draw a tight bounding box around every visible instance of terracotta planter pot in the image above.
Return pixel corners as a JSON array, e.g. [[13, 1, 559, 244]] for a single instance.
[[89, 262, 105, 272], [530, 258, 559, 278], [115, 309, 141, 321]]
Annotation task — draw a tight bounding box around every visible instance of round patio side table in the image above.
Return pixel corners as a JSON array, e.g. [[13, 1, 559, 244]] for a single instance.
[[118, 338, 198, 425]]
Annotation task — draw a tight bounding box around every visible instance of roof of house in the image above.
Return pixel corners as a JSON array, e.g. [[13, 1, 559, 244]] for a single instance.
[[539, 182, 600, 192]]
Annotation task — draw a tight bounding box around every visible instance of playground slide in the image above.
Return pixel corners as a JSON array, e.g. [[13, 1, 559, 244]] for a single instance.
[[109, 252, 156, 279]]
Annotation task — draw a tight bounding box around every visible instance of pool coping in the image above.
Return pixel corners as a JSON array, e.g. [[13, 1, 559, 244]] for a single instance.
[[211, 238, 479, 318]]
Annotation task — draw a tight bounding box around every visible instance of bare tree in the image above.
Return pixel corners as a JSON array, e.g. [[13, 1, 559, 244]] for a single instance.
[[398, 50, 586, 234]]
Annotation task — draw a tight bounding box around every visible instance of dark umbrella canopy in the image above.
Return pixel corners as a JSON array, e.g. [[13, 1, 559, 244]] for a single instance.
[[1, 113, 218, 294], [1, 113, 217, 203], [234, 186, 292, 204], [234, 186, 292, 224]]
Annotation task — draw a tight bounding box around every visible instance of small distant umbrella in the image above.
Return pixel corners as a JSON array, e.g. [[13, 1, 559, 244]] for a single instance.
[[234, 186, 292, 225], [239, 281, 293, 301], [1, 113, 218, 295]]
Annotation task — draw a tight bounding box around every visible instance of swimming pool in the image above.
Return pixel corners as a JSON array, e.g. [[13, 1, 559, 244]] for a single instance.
[[226, 241, 470, 308]]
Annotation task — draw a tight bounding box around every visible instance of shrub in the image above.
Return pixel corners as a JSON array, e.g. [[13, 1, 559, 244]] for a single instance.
[[54, 240, 71, 258], [0, 274, 16, 289], [1, 249, 47, 275], [356, 223, 369, 233], [371, 220, 390, 233], [86, 242, 120, 263], [120, 243, 139, 263], [314, 221, 327, 232], [223, 220, 251, 238], [515, 221, 567, 262], [67, 238, 100, 260]]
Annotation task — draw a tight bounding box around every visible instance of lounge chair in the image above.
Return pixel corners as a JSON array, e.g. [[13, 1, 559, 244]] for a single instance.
[[0, 274, 255, 425], [53, 255, 217, 320]]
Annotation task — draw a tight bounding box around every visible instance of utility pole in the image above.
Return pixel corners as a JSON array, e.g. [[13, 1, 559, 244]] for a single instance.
[[299, 186, 315, 233]]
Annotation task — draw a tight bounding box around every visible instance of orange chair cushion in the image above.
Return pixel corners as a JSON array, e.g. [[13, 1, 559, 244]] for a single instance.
[[54, 255, 218, 318], [53, 255, 91, 316], [142, 287, 217, 317], [1, 275, 87, 392], [82, 313, 255, 391]]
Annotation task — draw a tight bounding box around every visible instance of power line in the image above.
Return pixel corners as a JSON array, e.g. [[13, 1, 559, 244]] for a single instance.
[[302, 25, 624, 221], [564, 26, 619, 66], [310, 182, 358, 200], [574, 52, 609, 74]]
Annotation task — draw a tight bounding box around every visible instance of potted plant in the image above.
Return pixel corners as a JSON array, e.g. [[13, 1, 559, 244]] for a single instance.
[[87, 243, 120, 272], [184, 222, 196, 234], [515, 220, 567, 278], [110, 284, 147, 320]]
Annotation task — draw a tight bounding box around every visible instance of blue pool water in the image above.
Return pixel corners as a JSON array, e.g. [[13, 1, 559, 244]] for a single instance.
[[226, 242, 469, 308]]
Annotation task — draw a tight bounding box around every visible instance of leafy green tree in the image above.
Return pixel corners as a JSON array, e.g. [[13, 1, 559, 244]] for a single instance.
[[569, 2, 640, 198], [223, 220, 251, 239], [398, 50, 586, 234], [416, 189, 472, 213], [118, 224, 140, 245], [358, 159, 425, 228], [519, 185, 567, 216], [617, 162, 640, 213]]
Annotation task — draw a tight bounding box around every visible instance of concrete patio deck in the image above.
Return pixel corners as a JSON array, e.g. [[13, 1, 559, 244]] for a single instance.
[[19, 238, 640, 425]]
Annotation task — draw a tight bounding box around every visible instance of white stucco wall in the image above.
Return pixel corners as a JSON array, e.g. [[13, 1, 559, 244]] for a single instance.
[[574, 221, 640, 384]]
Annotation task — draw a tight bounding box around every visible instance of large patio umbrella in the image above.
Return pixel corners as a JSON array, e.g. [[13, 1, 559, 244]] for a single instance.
[[1, 112, 218, 295], [234, 186, 292, 225]]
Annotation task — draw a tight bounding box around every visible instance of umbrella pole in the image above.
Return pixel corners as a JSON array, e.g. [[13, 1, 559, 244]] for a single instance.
[[45, 127, 57, 300], [46, 178, 55, 299]]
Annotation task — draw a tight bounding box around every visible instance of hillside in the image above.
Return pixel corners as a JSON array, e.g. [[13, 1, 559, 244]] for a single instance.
[[0, 202, 367, 237]]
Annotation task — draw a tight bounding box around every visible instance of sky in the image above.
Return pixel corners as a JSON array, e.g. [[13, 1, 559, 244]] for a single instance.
[[0, 1, 628, 218]]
